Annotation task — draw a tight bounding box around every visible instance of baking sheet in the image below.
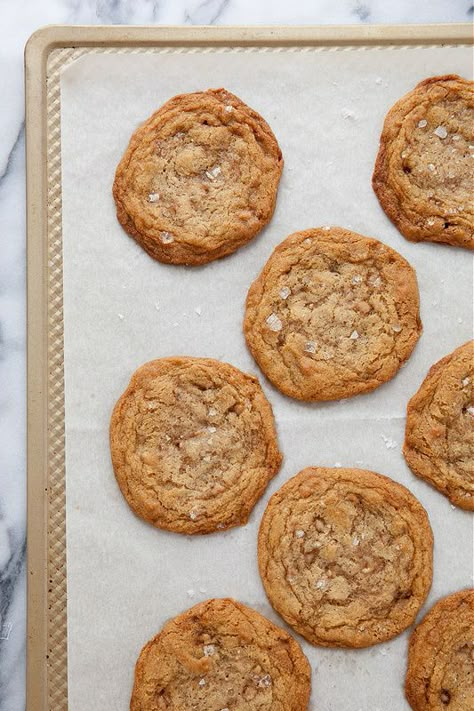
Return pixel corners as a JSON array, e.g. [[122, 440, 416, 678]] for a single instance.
[[60, 44, 473, 710]]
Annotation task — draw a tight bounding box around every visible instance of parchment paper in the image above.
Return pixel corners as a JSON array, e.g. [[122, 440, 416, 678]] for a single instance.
[[60, 44, 473, 711]]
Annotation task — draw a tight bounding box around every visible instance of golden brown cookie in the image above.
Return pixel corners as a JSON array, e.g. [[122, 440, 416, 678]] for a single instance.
[[373, 75, 474, 249], [258, 467, 433, 648], [244, 227, 422, 401], [130, 598, 311, 711], [404, 341, 474, 511], [113, 88, 283, 265], [110, 357, 282, 534], [405, 589, 474, 711]]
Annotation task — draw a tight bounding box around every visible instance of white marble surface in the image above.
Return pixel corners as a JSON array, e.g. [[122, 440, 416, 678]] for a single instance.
[[0, 1, 470, 709]]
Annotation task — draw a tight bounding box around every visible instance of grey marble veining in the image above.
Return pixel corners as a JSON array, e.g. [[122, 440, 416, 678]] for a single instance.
[[0, 1, 470, 709]]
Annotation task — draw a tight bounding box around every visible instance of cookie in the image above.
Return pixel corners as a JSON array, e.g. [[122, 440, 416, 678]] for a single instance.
[[110, 357, 282, 534], [113, 88, 283, 265], [404, 341, 474, 511], [258, 467, 433, 648], [130, 598, 311, 711], [405, 589, 474, 711], [244, 227, 422, 401], [373, 75, 474, 249]]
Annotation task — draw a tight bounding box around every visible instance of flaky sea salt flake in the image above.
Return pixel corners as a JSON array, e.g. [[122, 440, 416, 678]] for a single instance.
[[194, 306, 202, 316], [350, 330, 359, 340], [189, 511, 198, 520], [427, 163, 436, 172], [160, 231, 174, 244], [187, 588, 195, 597], [304, 341, 316, 354], [462, 377, 470, 387], [434, 126, 448, 139], [118, 313, 124, 320], [279, 286, 291, 299], [148, 192, 160, 202], [206, 165, 222, 180], [203, 644, 215, 656], [352, 275, 362, 284], [417, 119, 427, 128], [266, 313, 282, 332], [341, 108, 355, 120], [466, 406, 474, 416], [295, 529, 305, 538], [391, 323, 402, 333], [199, 678, 206, 687], [381, 434, 397, 450]]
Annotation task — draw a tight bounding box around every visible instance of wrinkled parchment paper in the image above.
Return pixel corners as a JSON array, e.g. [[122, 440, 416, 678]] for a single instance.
[[60, 44, 473, 711]]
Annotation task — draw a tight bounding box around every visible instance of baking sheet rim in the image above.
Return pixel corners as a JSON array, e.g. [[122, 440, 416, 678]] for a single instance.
[[25, 23, 473, 711]]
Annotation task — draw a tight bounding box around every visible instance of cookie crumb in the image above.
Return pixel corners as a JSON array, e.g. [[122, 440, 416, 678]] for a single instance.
[[434, 126, 448, 139], [279, 286, 291, 299], [304, 341, 316, 354], [160, 231, 174, 244], [417, 119, 427, 128], [148, 192, 160, 202], [266, 313, 283, 332]]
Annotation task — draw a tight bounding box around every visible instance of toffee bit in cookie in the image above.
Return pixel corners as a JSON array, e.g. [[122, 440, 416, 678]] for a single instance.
[[159, 231, 174, 244], [352, 274, 363, 284], [205, 165, 222, 180], [295, 529, 305, 538], [279, 286, 291, 299], [391, 323, 402, 333], [304, 341, 316, 354], [417, 119, 428, 128], [350, 330, 360, 340], [203, 644, 216, 656], [434, 125, 448, 139], [148, 192, 160, 202], [266, 313, 283, 332]]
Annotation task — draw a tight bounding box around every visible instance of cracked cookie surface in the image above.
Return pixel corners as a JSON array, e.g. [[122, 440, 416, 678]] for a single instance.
[[258, 467, 433, 648], [113, 88, 283, 265], [110, 357, 282, 534], [373, 75, 474, 249], [405, 589, 474, 711], [404, 341, 474, 511], [130, 598, 311, 711], [244, 227, 422, 401]]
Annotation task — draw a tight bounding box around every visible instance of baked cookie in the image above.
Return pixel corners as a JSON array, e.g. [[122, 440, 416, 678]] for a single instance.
[[258, 467, 433, 648], [130, 598, 311, 711], [404, 341, 474, 511], [110, 357, 282, 534], [373, 75, 474, 249], [113, 89, 283, 265], [405, 589, 474, 711], [244, 227, 422, 401]]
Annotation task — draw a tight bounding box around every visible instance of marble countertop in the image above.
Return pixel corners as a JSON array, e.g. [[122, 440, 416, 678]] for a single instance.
[[0, 1, 471, 709]]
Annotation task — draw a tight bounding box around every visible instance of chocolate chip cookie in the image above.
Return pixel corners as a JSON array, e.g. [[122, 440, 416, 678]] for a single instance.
[[113, 89, 283, 265], [110, 357, 282, 534], [130, 598, 311, 711], [405, 589, 474, 711], [244, 227, 422, 401], [404, 341, 474, 511], [373, 75, 474, 249], [258, 467, 433, 648]]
